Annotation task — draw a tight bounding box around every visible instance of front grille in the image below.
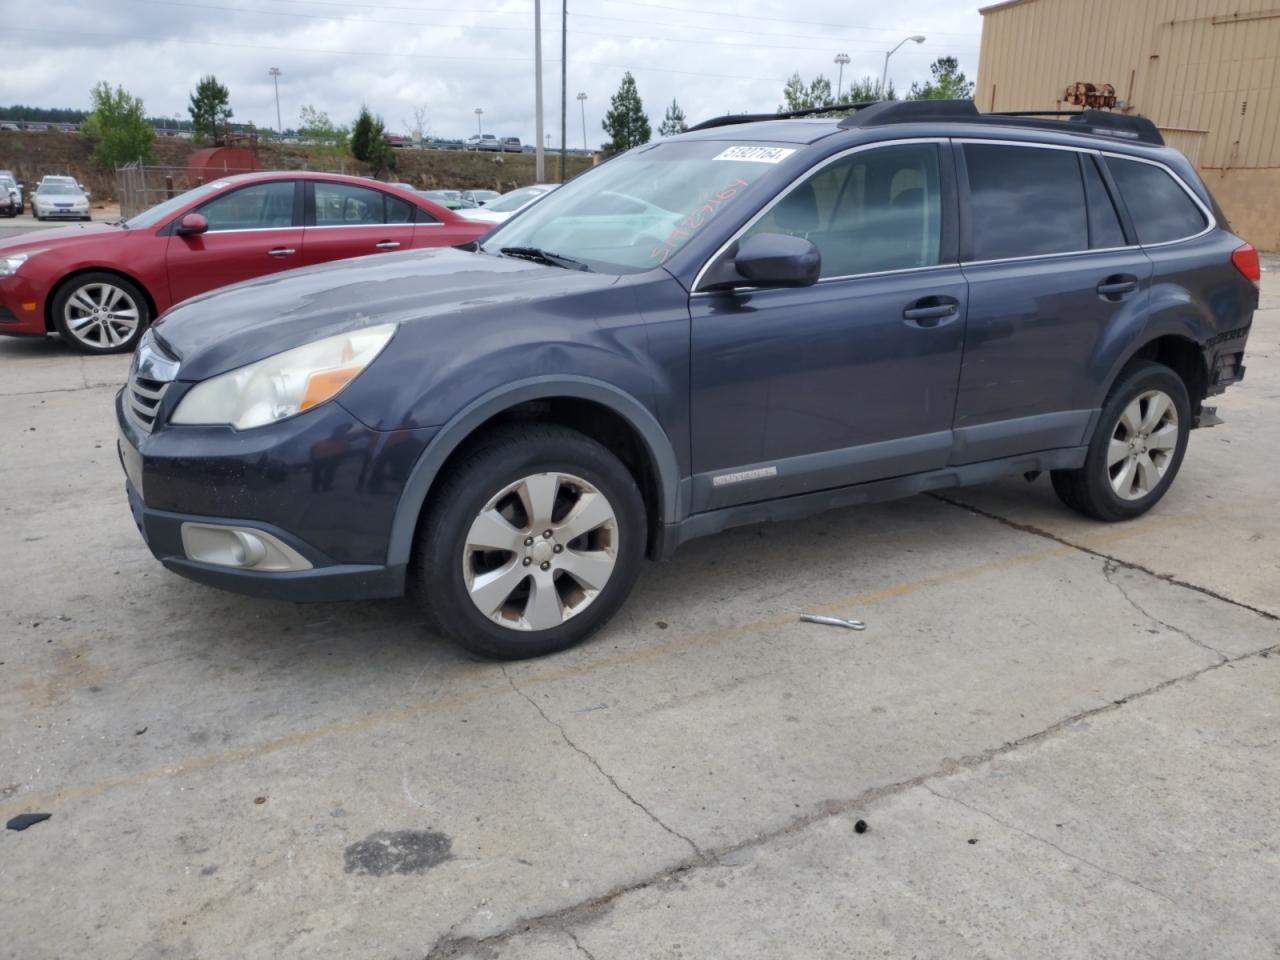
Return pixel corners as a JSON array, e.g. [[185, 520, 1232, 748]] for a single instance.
[[128, 375, 169, 432]]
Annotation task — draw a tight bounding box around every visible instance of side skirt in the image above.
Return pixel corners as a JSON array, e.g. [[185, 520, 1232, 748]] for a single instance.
[[655, 445, 1087, 558]]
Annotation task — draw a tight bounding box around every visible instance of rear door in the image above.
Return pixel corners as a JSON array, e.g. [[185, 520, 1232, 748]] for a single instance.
[[952, 140, 1153, 462], [165, 179, 302, 304], [302, 181, 418, 265]]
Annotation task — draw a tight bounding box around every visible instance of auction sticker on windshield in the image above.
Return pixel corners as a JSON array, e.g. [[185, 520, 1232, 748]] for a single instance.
[[714, 146, 796, 163]]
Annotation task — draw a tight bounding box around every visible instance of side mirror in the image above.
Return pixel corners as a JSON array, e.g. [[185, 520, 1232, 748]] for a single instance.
[[703, 233, 821, 291], [176, 213, 208, 236]]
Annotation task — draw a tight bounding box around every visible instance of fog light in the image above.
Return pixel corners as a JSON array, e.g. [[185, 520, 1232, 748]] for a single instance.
[[180, 522, 313, 571]]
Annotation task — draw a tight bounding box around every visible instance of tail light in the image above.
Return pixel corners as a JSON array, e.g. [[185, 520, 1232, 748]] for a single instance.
[[1232, 243, 1260, 285]]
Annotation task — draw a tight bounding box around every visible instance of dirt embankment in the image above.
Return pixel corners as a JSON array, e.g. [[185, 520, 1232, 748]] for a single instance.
[[0, 130, 593, 202]]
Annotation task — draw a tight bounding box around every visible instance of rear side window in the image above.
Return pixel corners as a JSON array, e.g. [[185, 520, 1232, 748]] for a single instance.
[[314, 182, 418, 226], [743, 142, 942, 277], [964, 144, 1087, 260], [1106, 157, 1207, 244]]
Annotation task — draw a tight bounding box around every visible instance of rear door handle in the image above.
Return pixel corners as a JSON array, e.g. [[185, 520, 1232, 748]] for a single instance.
[[267, 247, 296, 257], [1097, 274, 1138, 299], [375, 240, 401, 250], [903, 296, 960, 328]]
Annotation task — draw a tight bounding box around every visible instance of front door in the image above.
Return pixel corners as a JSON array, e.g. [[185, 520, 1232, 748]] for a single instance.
[[165, 180, 302, 305], [689, 141, 968, 511]]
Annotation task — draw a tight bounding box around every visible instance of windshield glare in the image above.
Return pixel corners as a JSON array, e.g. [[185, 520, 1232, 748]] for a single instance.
[[485, 140, 783, 273], [38, 183, 81, 195], [125, 182, 222, 228], [486, 186, 548, 212]]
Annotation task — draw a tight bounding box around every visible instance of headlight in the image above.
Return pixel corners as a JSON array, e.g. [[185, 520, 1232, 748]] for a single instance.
[[170, 324, 397, 429], [0, 251, 38, 277]]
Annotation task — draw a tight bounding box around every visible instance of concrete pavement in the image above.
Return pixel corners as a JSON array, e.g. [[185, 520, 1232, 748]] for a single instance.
[[0, 260, 1276, 959]]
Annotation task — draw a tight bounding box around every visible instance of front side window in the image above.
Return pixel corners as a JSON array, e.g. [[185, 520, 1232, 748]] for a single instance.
[[964, 143, 1088, 261], [485, 139, 787, 273], [1106, 157, 1207, 245], [197, 181, 296, 231], [740, 142, 942, 278]]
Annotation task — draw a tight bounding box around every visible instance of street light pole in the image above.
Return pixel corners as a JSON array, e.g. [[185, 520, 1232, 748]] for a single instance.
[[268, 67, 282, 135], [534, 0, 545, 180], [559, 0, 567, 182], [576, 92, 587, 151], [475, 107, 483, 136], [880, 35, 925, 100], [833, 53, 850, 101]]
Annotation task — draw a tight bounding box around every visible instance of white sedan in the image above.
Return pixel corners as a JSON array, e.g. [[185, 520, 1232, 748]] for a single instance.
[[32, 181, 91, 221], [457, 184, 559, 224]]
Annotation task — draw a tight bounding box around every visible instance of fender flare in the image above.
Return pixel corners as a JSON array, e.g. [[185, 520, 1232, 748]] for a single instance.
[[385, 375, 682, 567], [1098, 313, 1209, 407]]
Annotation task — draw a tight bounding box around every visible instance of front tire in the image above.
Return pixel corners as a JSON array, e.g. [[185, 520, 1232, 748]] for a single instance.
[[51, 272, 150, 354], [412, 423, 647, 659], [1051, 361, 1191, 521]]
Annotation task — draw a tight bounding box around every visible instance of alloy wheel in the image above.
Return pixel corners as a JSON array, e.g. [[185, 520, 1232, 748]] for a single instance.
[[62, 281, 141, 350], [1107, 389, 1179, 500], [462, 472, 619, 631]]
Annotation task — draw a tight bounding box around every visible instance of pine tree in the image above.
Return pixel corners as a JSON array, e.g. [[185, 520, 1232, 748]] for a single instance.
[[658, 98, 688, 137], [366, 115, 397, 175], [350, 106, 375, 162], [778, 73, 837, 113], [188, 75, 232, 144], [601, 72, 651, 152], [909, 57, 975, 100]]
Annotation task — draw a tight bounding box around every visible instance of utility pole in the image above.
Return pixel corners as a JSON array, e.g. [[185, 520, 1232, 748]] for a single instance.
[[833, 53, 849, 101], [534, 0, 545, 180], [559, 0, 567, 182], [268, 67, 282, 135], [577, 91, 587, 151], [475, 107, 483, 135]]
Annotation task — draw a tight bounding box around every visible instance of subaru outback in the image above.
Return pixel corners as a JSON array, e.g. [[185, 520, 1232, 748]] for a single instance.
[[116, 100, 1259, 659]]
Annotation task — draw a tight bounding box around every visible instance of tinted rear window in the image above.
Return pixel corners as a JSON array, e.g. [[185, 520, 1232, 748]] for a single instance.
[[964, 144, 1088, 261], [1106, 157, 1207, 244]]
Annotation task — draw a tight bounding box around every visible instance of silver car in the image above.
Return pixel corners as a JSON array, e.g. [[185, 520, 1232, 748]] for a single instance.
[[457, 183, 559, 224], [32, 181, 90, 221], [0, 170, 23, 214]]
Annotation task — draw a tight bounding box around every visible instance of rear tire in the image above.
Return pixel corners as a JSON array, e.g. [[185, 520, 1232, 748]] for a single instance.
[[1051, 361, 1191, 521], [411, 423, 647, 660]]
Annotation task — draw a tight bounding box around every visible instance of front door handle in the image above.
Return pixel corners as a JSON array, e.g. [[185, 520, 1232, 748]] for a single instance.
[[1097, 274, 1138, 300], [903, 296, 960, 328], [267, 247, 296, 257], [375, 240, 401, 250]]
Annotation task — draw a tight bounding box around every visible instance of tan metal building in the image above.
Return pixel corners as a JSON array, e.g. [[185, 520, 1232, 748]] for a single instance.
[[975, 0, 1280, 249]]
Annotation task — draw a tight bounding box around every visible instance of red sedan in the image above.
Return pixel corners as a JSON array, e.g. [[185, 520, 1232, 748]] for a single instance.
[[0, 171, 491, 354]]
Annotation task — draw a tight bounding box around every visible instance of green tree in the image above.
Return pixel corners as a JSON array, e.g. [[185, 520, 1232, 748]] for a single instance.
[[81, 82, 153, 169], [909, 57, 974, 100], [350, 105, 375, 161], [601, 72, 651, 152], [779, 73, 846, 112], [846, 76, 896, 103], [188, 74, 232, 144], [658, 98, 688, 137], [298, 104, 349, 155], [365, 115, 397, 175]]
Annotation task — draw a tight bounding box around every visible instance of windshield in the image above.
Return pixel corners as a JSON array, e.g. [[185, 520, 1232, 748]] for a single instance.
[[486, 186, 551, 213], [125, 182, 222, 228], [484, 139, 783, 273], [37, 183, 81, 195]]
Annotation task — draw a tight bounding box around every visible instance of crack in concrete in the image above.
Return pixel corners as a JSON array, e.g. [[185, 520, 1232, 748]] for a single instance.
[[922, 785, 1179, 906], [502, 667, 705, 860], [928, 493, 1278, 622], [423, 643, 1278, 960], [1100, 558, 1229, 661], [568, 930, 600, 960]]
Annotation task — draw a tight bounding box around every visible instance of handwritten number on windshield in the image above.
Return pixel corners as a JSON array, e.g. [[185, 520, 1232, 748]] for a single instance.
[[650, 178, 750, 264]]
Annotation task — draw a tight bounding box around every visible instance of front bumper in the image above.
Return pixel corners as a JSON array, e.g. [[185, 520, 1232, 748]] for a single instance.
[[0, 274, 48, 336], [35, 208, 88, 219], [117, 388, 437, 603]]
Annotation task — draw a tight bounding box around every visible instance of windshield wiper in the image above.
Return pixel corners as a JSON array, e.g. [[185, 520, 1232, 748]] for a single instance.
[[498, 246, 590, 271]]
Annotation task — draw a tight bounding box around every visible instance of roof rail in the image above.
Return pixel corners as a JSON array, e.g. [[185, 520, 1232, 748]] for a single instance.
[[688, 100, 1164, 146], [686, 101, 876, 132]]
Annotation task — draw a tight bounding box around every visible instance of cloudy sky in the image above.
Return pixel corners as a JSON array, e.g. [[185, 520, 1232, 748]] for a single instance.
[[4, 0, 983, 148]]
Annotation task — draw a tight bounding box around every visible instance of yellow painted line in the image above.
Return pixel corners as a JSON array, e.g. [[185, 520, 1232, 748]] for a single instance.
[[0, 514, 1178, 819]]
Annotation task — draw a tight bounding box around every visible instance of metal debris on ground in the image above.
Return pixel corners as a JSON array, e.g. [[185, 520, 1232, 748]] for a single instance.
[[854, 819, 869, 834], [799, 614, 866, 631]]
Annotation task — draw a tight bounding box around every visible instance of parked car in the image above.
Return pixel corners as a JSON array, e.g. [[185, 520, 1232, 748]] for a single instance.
[[0, 171, 489, 353], [115, 100, 1258, 660], [460, 189, 501, 208], [0, 170, 24, 213], [0, 122, 19, 131], [465, 134, 501, 152], [417, 189, 466, 210], [0, 173, 22, 215], [0, 190, 12, 218], [32, 181, 91, 221], [501, 137, 522, 152], [457, 183, 558, 224]]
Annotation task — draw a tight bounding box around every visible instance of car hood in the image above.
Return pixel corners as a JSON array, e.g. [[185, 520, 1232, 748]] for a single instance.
[[154, 246, 621, 381], [0, 222, 121, 253]]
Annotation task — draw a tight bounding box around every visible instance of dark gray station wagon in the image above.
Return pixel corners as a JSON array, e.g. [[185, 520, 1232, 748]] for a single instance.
[[118, 100, 1259, 659]]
